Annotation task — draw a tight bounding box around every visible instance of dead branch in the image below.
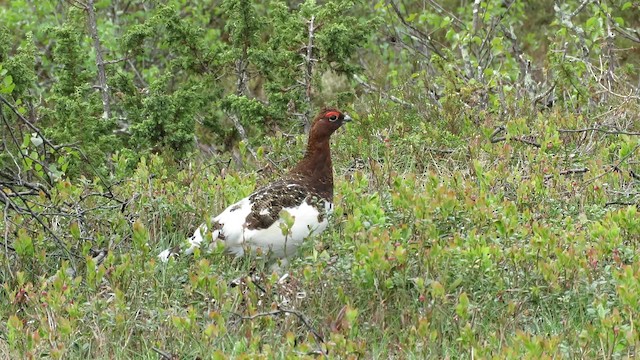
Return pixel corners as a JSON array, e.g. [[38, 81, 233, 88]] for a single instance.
[[605, 200, 638, 208], [0, 187, 79, 270], [543, 167, 590, 181], [532, 82, 556, 108], [558, 127, 640, 136], [559, 167, 590, 176], [66, 0, 88, 10], [490, 126, 541, 148], [151, 347, 176, 360]]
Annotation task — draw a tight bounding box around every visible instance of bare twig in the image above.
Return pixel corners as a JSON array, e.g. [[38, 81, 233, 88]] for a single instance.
[[66, 0, 88, 10], [602, 15, 616, 102], [102, 57, 128, 65], [559, 167, 590, 175], [127, 59, 148, 88], [1, 94, 126, 276], [0, 187, 79, 271]]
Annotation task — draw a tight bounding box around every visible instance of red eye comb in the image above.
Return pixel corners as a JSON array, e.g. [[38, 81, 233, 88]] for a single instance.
[[325, 111, 340, 118]]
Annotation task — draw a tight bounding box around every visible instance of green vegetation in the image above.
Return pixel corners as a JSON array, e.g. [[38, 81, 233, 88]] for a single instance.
[[1, 0, 640, 358]]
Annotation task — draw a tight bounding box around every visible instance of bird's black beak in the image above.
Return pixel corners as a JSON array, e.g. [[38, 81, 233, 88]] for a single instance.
[[342, 114, 352, 123]]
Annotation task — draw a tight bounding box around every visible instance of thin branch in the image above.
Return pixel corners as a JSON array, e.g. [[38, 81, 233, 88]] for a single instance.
[[127, 59, 148, 88], [66, 0, 88, 10], [543, 167, 590, 181], [102, 57, 128, 65], [490, 126, 540, 148], [227, 112, 258, 163]]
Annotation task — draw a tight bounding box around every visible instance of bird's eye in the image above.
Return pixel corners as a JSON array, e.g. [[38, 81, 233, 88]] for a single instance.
[[328, 115, 338, 122]]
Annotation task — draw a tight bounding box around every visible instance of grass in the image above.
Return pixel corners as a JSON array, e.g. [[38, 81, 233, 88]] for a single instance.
[[2, 97, 640, 359]]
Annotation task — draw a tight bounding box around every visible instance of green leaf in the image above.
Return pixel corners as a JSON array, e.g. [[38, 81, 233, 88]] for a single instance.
[[70, 221, 81, 240], [14, 228, 35, 257]]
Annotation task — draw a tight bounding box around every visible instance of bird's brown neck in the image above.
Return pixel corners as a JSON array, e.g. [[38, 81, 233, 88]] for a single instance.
[[290, 135, 334, 200]]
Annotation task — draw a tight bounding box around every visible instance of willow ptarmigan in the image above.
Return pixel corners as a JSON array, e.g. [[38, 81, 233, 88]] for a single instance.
[[158, 108, 352, 268]]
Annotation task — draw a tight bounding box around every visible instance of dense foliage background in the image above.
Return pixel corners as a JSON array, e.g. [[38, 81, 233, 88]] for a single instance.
[[1, 0, 639, 358]]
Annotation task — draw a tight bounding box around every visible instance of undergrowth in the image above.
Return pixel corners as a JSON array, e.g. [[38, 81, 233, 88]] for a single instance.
[[3, 97, 640, 358]]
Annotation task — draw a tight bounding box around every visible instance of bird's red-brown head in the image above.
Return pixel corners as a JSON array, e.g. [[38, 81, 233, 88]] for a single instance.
[[309, 108, 352, 140]]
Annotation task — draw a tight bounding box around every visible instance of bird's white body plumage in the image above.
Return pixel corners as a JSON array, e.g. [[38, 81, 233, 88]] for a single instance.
[[158, 191, 333, 265]]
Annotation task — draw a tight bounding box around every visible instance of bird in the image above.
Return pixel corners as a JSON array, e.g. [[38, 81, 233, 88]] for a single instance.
[[158, 108, 352, 270]]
